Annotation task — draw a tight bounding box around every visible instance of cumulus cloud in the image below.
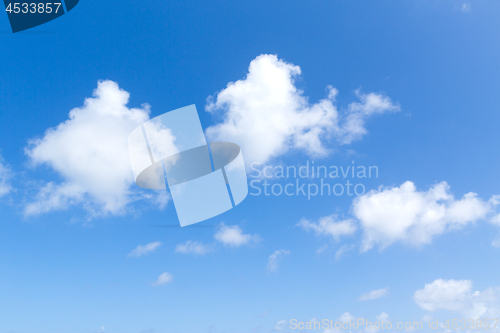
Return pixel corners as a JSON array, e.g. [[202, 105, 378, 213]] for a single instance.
[[205, 54, 399, 166], [127, 242, 161, 258], [214, 223, 260, 247], [175, 240, 212, 255], [462, 3, 471, 12], [151, 272, 173, 286], [353, 181, 494, 251], [414, 279, 500, 319], [267, 249, 290, 272], [24, 80, 163, 216], [274, 320, 287, 331], [359, 287, 389, 301], [297, 215, 357, 241], [0, 155, 13, 198]]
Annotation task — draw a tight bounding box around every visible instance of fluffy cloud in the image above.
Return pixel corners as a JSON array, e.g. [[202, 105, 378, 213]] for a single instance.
[[24, 80, 159, 216], [175, 240, 212, 255], [0, 155, 13, 198], [151, 272, 173, 286], [359, 287, 389, 301], [214, 223, 261, 247], [205, 54, 399, 166], [414, 279, 500, 319], [353, 181, 494, 251], [267, 249, 290, 272], [127, 242, 161, 258], [297, 215, 356, 241]]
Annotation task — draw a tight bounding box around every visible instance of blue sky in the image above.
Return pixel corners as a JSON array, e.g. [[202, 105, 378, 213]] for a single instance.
[[1, 1, 500, 333]]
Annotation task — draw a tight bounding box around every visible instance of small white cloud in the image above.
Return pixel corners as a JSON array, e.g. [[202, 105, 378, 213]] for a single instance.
[[414, 279, 500, 319], [24, 80, 167, 216], [354, 181, 494, 251], [96, 326, 105, 333], [267, 249, 290, 272], [274, 320, 287, 331], [359, 288, 389, 301], [214, 223, 260, 247], [298, 215, 356, 241], [462, 3, 471, 12], [205, 54, 399, 166], [128, 242, 161, 258], [175, 240, 212, 255], [0, 155, 13, 198], [151, 272, 173, 286]]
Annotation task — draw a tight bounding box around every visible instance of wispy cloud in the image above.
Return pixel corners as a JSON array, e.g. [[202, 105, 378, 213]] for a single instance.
[[0, 155, 13, 198], [273, 320, 287, 331], [151, 272, 173, 286], [267, 249, 290, 272], [175, 240, 212, 255], [128, 242, 161, 258], [359, 287, 389, 301], [297, 215, 356, 241]]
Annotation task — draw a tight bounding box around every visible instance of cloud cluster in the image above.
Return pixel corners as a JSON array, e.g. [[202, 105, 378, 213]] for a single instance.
[[25, 80, 154, 216], [205, 54, 399, 166], [353, 181, 494, 251], [414, 279, 500, 319]]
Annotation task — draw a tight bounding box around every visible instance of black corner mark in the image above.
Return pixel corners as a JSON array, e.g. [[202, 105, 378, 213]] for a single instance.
[[3, 0, 79, 33]]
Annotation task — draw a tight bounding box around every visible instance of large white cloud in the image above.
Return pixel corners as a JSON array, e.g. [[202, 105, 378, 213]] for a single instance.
[[24, 80, 158, 216], [414, 279, 500, 319], [0, 155, 13, 198], [205, 54, 399, 166], [353, 181, 495, 251]]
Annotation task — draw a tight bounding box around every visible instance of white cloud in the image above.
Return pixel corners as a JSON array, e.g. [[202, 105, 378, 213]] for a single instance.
[[376, 312, 389, 322], [151, 272, 173, 286], [353, 181, 494, 251], [205, 54, 399, 166], [214, 223, 260, 247], [414, 279, 500, 319], [267, 249, 290, 272], [462, 3, 471, 12], [274, 320, 287, 331], [297, 215, 357, 241], [96, 326, 105, 333], [359, 287, 389, 301], [24, 80, 166, 216], [0, 155, 13, 198], [335, 244, 355, 261], [175, 240, 212, 255], [128, 242, 161, 258]]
